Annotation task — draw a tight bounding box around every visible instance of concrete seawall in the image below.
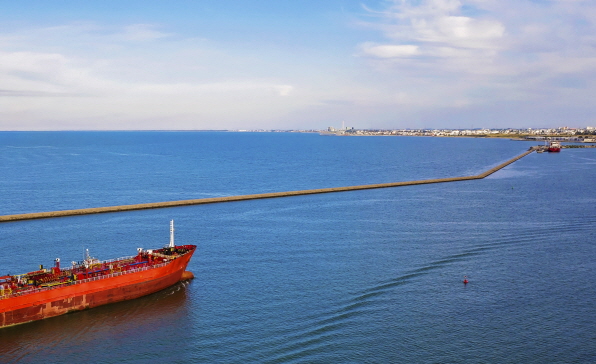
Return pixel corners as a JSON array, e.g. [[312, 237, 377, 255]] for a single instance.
[[0, 150, 534, 223]]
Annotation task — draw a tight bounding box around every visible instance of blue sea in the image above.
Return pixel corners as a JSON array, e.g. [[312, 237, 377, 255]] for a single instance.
[[0, 131, 595, 363]]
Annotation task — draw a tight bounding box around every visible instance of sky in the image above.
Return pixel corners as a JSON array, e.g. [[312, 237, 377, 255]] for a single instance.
[[1, 0, 595, 130]]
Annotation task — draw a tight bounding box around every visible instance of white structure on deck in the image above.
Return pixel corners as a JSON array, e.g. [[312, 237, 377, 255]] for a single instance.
[[169, 220, 175, 248]]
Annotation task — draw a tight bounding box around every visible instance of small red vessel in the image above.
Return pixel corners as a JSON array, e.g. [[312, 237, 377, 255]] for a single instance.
[[0, 220, 196, 329], [547, 141, 561, 152]]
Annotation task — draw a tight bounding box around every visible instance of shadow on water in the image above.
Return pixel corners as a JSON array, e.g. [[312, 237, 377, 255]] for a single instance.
[[0, 281, 193, 364]]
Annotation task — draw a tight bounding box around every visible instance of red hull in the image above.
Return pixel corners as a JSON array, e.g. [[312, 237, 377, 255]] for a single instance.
[[0, 246, 195, 328], [547, 141, 561, 152]]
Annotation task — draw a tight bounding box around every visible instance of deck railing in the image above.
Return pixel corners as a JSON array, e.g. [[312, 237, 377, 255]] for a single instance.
[[0, 260, 172, 300]]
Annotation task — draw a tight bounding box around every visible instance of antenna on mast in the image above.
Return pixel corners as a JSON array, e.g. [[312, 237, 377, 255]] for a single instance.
[[169, 220, 175, 248]]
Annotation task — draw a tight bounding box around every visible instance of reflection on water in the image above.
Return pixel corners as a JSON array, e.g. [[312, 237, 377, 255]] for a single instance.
[[0, 281, 192, 363]]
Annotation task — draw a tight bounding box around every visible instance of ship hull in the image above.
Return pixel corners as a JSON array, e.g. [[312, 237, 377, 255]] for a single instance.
[[0, 249, 194, 329]]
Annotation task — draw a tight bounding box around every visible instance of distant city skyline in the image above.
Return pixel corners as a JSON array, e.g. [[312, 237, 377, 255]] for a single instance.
[[1, 1, 596, 131], [237, 125, 596, 135]]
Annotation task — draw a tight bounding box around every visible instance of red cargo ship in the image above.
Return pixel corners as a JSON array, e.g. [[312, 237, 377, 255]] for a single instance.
[[0, 221, 196, 329]]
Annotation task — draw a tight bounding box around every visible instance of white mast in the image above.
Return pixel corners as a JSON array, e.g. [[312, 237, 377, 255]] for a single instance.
[[169, 220, 175, 248]]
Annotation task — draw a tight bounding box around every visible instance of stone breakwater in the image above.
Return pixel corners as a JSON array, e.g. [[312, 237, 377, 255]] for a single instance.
[[0, 150, 533, 223]]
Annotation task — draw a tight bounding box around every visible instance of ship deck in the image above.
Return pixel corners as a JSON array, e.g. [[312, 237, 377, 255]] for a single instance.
[[0, 245, 195, 301]]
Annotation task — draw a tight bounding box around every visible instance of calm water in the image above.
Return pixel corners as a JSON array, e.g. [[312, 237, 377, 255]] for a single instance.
[[0, 132, 595, 363]]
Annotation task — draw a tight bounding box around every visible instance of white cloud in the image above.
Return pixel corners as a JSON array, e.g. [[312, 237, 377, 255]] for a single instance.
[[0, 23, 304, 130], [0, 51, 107, 95], [120, 24, 173, 41], [128, 81, 293, 98], [367, 0, 505, 58], [276, 85, 293, 96], [422, 15, 504, 44], [361, 43, 420, 58], [354, 0, 596, 127]]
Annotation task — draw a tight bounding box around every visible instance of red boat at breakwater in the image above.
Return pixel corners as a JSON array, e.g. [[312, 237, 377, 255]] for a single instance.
[[0, 221, 196, 329], [548, 141, 562, 152]]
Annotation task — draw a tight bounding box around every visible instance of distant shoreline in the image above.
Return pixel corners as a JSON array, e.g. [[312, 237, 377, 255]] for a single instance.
[[1, 129, 595, 142], [315, 132, 596, 142]]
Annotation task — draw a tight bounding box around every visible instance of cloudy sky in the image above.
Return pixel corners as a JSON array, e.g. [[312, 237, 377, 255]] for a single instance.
[[1, 0, 595, 130]]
